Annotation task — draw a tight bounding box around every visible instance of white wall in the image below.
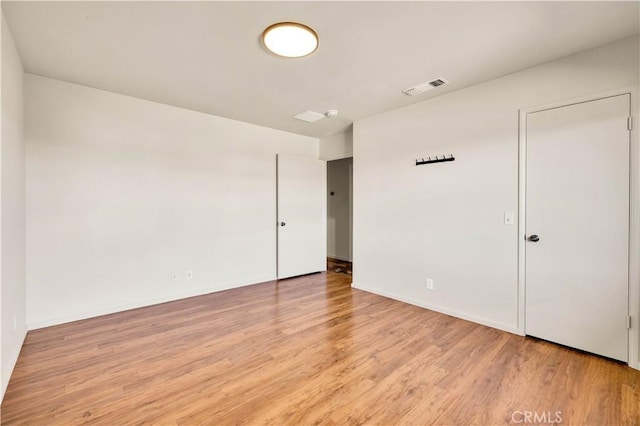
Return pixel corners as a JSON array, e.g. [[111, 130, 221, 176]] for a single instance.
[[353, 36, 639, 335], [319, 128, 353, 161], [327, 158, 352, 261], [25, 75, 318, 328], [1, 13, 27, 399]]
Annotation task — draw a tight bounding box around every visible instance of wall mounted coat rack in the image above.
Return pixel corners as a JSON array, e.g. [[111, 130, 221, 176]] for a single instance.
[[415, 154, 455, 166]]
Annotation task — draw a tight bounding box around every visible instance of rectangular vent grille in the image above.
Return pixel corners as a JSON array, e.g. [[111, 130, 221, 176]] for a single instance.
[[402, 77, 449, 96], [401, 87, 423, 97], [429, 78, 447, 87]]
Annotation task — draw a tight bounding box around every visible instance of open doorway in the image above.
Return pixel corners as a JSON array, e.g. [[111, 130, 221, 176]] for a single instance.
[[326, 157, 353, 275]]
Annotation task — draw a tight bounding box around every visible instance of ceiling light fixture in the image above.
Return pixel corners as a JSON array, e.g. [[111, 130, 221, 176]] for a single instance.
[[262, 22, 318, 58]]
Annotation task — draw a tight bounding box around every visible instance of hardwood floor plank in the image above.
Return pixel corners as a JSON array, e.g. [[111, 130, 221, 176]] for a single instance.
[[2, 271, 639, 425]]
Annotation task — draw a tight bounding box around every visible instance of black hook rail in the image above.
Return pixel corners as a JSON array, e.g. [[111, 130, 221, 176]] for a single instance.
[[415, 154, 455, 166]]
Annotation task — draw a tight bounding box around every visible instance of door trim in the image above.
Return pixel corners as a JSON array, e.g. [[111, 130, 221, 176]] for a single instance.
[[517, 86, 640, 369]]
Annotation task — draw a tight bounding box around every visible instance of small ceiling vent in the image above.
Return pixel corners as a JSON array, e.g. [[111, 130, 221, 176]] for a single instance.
[[428, 78, 447, 88], [401, 87, 423, 97], [402, 77, 449, 96], [293, 110, 326, 123]]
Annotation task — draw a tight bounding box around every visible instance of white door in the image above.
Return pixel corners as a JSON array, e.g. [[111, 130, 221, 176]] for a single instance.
[[525, 94, 630, 362], [277, 154, 326, 279]]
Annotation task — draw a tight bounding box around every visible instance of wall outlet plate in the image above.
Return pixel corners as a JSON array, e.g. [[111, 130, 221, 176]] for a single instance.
[[504, 212, 515, 226], [426, 278, 434, 290], [186, 270, 193, 280]]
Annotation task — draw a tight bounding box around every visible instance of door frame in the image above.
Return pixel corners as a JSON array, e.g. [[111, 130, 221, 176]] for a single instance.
[[325, 155, 354, 263], [517, 86, 640, 369]]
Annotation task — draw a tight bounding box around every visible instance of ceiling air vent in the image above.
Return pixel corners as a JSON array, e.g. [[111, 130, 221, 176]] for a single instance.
[[402, 77, 449, 96], [429, 78, 447, 88], [293, 110, 326, 123], [401, 87, 423, 97]]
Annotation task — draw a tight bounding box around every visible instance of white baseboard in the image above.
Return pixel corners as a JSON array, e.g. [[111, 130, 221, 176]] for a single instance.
[[351, 282, 522, 336], [27, 278, 275, 330]]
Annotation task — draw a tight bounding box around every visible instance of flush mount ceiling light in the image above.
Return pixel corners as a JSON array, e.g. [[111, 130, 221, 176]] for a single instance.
[[262, 22, 318, 58]]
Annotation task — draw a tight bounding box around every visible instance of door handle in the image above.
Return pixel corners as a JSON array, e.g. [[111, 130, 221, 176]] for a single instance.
[[527, 234, 540, 242], [280, 222, 286, 226]]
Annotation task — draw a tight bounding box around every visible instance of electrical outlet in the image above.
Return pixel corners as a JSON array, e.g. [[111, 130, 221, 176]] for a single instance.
[[186, 270, 193, 280], [426, 278, 434, 290], [170, 273, 178, 281]]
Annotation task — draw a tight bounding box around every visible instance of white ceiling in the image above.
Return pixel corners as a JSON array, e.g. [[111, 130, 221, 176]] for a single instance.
[[3, 1, 639, 138]]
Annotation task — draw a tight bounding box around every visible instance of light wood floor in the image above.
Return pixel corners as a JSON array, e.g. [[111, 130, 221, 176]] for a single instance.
[[2, 272, 639, 425]]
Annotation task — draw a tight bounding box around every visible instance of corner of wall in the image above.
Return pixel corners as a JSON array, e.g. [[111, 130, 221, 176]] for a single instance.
[[1, 10, 27, 402], [0, 8, 4, 404]]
